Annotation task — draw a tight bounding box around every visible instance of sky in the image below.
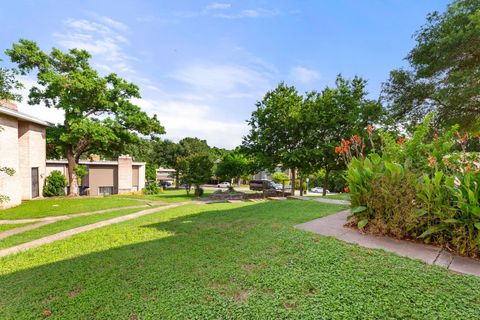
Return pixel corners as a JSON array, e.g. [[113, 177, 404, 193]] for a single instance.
[[1, 0, 451, 149]]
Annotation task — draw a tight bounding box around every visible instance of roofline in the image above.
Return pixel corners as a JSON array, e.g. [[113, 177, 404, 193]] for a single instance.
[[0, 106, 54, 127], [46, 159, 146, 166]]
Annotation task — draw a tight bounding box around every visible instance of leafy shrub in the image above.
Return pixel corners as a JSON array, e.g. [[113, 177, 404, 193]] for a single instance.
[[272, 172, 289, 184], [43, 170, 67, 197], [144, 182, 160, 195], [341, 115, 480, 258]]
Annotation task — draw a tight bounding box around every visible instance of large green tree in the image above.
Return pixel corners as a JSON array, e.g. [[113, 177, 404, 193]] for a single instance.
[[215, 150, 250, 185], [303, 75, 383, 195], [178, 153, 213, 196], [382, 0, 480, 130], [242, 82, 307, 195], [7, 39, 164, 195], [0, 59, 23, 102]]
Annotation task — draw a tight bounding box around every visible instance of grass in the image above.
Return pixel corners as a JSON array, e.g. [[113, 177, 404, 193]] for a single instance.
[[0, 206, 161, 249], [0, 200, 479, 319], [0, 222, 34, 233], [306, 193, 351, 201], [117, 188, 214, 203], [0, 197, 144, 220]]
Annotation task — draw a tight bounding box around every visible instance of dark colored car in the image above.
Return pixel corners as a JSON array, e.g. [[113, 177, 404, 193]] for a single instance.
[[249, 180, 277, 191]]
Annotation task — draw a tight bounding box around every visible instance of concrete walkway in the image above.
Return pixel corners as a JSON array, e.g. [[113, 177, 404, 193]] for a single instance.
[[296, 210, 480, 277], [0, 202, 195, 258], [0, 204, 149, 224]]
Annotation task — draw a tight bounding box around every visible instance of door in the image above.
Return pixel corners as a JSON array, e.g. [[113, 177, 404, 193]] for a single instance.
[[31, 167, 39, 198]]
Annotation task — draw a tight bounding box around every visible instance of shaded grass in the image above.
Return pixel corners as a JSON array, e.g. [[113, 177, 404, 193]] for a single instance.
[[0, 206, 162, 249], [0, 222, 34, 233], [117, 188, 214, 203], [0, 201, 479, 319], [0, 197, 144, 220]]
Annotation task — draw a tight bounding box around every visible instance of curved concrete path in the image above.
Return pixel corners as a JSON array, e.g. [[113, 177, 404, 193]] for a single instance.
[[296, 210, 480, 277], [0, 201, 201, 258], [288, 195, 350, 205]]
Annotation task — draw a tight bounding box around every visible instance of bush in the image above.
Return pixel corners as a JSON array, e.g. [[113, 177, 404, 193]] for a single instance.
[[43, 170, 67, 197], [341, 115, 480, 258], [144, 182, 160, 195], [272, 172, 289, 184]]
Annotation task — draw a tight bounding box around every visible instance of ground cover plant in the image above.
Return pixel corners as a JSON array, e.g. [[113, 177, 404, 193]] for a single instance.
[[339, 115, 480, 257], [0, 201, 479, 319], [0, 197, 144, 220], [0, 206, 161, 249]]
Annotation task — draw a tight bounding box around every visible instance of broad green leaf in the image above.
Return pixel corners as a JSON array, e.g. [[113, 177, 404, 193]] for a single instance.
[[357, 219, 369, 229], [351, 206, 367, 214]]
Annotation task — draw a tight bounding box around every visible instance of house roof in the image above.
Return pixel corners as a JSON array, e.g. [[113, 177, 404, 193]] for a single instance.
[[156, 167, 176, 172], [46, 159, 146, 166], [0, 105, 53, 127]]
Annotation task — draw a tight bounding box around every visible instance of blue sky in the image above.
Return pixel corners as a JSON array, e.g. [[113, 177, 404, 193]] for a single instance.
[[1, 0, 450, 148]]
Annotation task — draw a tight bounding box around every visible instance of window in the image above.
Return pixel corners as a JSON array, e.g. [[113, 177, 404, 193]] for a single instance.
[[98, 186, 114, 195]]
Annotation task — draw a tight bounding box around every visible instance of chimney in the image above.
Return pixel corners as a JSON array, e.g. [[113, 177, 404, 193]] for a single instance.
[[0, 100, 18, 111], [89, 154, 100, 161], [117, 155, 133, 194]]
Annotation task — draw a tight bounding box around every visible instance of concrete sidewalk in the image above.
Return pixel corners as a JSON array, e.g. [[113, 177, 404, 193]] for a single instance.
[[289, 196, 350, 205], [296, 210, 480, 277], [0, 202, 191, 258]]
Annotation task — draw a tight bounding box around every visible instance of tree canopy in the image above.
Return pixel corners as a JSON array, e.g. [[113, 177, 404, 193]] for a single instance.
[[6, 39, 164, 195], [382, 0, 480, 130]]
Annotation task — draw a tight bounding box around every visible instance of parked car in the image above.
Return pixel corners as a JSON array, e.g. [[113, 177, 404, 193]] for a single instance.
[[311, 187, 329, 193], [217, 182, 231, 188], [249, 180, 277, 191]]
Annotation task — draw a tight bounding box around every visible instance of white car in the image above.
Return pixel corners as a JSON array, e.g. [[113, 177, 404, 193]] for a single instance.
[[311, 187, 329, 193], [217, 182, 231, 188]]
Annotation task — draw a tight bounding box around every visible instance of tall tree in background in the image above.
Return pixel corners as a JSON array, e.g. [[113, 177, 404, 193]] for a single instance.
[[382, 0, 480, 130], [303, 75, 383, 195], [7, 39, 164, 195], [215, 150, 250, 185], [242, 82, 307, 195]]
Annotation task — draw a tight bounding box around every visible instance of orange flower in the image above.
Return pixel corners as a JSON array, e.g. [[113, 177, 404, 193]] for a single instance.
[[335, 146, 342, 154], [428, 156, 436, 168], [396, 137, 406, 145], [344, 186, 350, 193], [367, 124, 373, 135]]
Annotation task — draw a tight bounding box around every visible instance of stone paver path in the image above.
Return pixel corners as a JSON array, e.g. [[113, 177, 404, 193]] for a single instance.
[[0, 202, 195, 258], [296, 210, 480, 277]]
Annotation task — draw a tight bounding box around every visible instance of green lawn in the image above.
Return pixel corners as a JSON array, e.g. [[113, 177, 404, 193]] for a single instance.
[[0, 206, 161, 249], [0, 222, 34, 233], [0, 201, 479, 319], [306, 193, 351, 201], [117, 188, 214, 203], [0, 197, 145, 220]]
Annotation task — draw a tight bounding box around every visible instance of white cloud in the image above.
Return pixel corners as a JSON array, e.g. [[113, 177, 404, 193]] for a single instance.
[[206, 3, 231, 10], [291, 66, 320, 84], [171, 64, 271, 95], [176, 3, 279, 19], [53, 17, 136, 74], [133, 98, 248, 148]]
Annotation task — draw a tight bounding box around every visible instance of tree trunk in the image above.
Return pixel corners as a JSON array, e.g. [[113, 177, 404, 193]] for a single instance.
[[66, 146, 79, 196], [175, 171, 180, 189], [299, 176, 304, 196], [322, 169, 329, 196], [290, 168, 296, 196]]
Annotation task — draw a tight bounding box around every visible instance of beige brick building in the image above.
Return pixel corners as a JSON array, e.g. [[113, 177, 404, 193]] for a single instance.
[[0, 101, 51, 208], [46, 156, 146, 196]]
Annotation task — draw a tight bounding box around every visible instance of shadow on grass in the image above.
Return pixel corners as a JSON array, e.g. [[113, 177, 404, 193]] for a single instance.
[[0, 201, 478, 319]]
